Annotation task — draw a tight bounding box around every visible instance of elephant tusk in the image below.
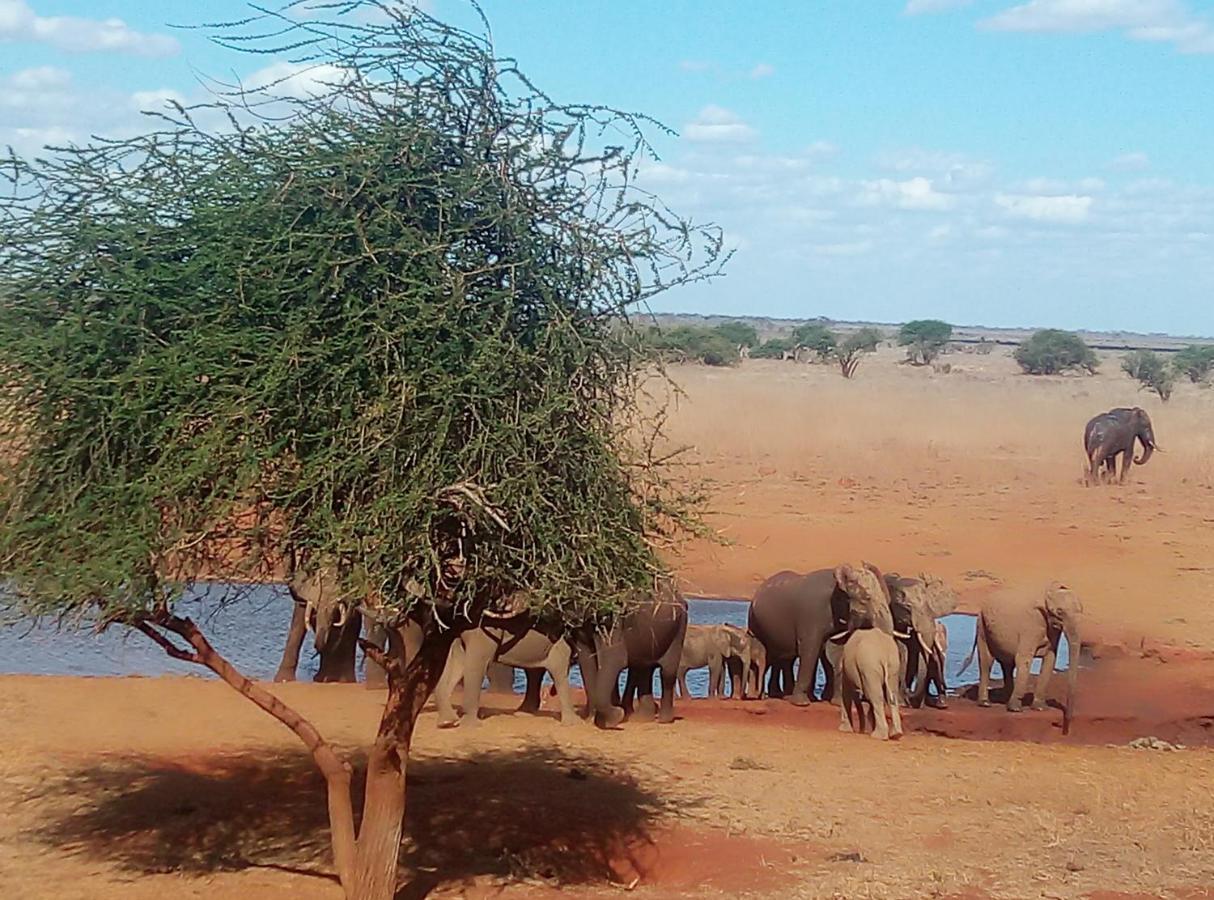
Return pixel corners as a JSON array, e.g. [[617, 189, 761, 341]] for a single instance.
[[333, 602, 349, 629], [826, 631, 850, 643], [304, 598, 317, 625], [892, 630, 911, 640]]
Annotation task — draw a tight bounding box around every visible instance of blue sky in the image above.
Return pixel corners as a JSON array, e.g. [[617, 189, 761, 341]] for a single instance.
[[3, 1, 1213, 335]]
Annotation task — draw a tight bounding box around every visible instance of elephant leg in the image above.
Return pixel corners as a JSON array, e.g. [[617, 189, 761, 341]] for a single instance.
[[976, 621, 994, 708], [887, 668, 904, 739], [765, 663, 784, 698], [896, 641, 910, 708], [317, 612, 361, 683], [1118, 450, 1132, 484], [790, 626, 827, 706], [363, 622, 388, 690], [1007, 653, 1032, 712], [838, 681, 855, 733], [583, 641, 626, 728], [657, 662, 678, 725], [859, 667, 890, 740], [545, 646, 579, 727], [928, 651, 948, 708], [634, 666, 658, 720], [486, 662, 515, 694], [1032, 646, 1057, 711], [520, 668, 544, 713], [434, 641, 464, 727], [677, 667, 690, 699], [459, 636, 496, 727], [708, 657, 724, 697], [273, 601, 307, 683]]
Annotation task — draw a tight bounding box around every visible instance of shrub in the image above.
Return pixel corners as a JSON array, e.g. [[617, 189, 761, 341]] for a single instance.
[[1172, 344, 1214, 384], [1014, 329, 1099, 375], [712, 321, 760, 349], [837, 327, 884, 378], [1122, 350, 1174, 402], [898, 319, 953, 365], [791, 322, 838, 361], [643, 325, 740, 366], [751, 337, 796, 359]]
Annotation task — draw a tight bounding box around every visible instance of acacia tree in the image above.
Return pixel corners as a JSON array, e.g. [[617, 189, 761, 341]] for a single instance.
[[898, 319, 952, 365], [836, 327, 883, 378], [0, 3, 723, 898]]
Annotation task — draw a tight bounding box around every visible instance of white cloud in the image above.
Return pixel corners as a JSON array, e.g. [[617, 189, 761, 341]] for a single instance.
[[905, 0, 973, 13], [683, 105, 757, 144], [859, 176, 956, 210], [980, 0, 1214, 53], [806, 139, 840, 159], [245, 61, 352, 100], [129, 88, 187, 112], [0, 0, 179, 56], [1109, 151, 1151, 171], [995, 192, 1093, 223], [679, 60, 712, 73], [749, 62, 776, 79], [876, 146, 994, 190]]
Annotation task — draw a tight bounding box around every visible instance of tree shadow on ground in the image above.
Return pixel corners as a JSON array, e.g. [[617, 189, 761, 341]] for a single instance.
[[28, 745, 678, 898]]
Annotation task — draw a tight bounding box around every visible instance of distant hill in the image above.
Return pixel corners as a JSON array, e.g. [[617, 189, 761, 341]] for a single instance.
[[638, 312, 1214, 353]]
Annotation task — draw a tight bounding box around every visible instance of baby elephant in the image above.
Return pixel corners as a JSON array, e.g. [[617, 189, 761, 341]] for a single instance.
[[838, 629, 904, 741], [676, 623, 733, 698]]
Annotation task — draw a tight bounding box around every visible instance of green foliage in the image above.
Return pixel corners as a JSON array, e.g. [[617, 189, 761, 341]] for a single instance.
[[712, 321, 759, 349], [750, 337, 796, 359], [0, 2, 725, 629], [1172, 344, 1214, 384], [791, 323, 838, 361], [836, 327, 884, 378], [641, 326, 740, 366], [1014, 330, 1099, 376], [1122, 350, 1174, 402], [898, 319, 953, 365]]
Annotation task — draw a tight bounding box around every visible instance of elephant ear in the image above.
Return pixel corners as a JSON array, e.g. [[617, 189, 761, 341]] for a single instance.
[[920, 575, 959, 619], [839, 561, 895, 634]]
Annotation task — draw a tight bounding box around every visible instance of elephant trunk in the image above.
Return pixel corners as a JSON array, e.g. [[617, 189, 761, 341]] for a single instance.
[[1062, 624, 1080, 736], [1132, 437, 1154, 466]]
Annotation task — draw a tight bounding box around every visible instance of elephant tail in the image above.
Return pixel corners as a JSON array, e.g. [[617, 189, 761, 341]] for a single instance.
[[957, 628, 979, 676]]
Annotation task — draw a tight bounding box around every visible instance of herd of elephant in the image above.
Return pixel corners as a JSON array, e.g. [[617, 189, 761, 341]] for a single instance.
[[274, 559, 1083, 740]]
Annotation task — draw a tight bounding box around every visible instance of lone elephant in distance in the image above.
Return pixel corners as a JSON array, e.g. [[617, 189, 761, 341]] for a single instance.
[[961, 583, 1082, 734], [1084, 406, 1160, 486]]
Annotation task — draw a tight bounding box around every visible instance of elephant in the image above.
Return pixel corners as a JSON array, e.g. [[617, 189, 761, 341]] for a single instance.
[[837, 629, 905, 740], [720, 624, 767, 700], [960, 583, 1082, 734], [832, 563, 904, 740], [274, 570, 362, 684], [884, 573, 958, 708], [675, 624, 733, 698], [1084, 406, 1160, 486], [747, 569, 851, 705], [433, 616, 578, 727], [917, 621, 950, 709], [575, 580, 688, 728]]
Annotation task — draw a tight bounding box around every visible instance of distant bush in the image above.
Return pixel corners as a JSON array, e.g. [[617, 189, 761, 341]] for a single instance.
[[712, 321, 760, 349], [751, 337, 796, 359], [837, 327, 883, 378], [641, 325, 740, 366], [898, 319, 953, 365], [1172, 344, 1214, 384], [1122, 350, 1174, 402], [791, 322, 838, 361], [1014, 329, 1098, 375]]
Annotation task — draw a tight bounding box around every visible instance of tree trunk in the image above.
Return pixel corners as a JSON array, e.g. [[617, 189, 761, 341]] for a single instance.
[[135, 612, 452, 900]]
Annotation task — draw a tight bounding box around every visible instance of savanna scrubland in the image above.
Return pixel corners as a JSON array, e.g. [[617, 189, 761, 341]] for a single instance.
[[3, 345, 1214, 900]]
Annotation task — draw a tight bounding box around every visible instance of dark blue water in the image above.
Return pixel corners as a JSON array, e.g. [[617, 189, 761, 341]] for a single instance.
[[0, 592, 1068, 699]]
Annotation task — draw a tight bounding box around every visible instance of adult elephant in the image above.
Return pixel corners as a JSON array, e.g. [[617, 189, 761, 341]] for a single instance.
[[884, 573, 958, 708], [433, 615, 578, 727], [748, 569, 850, 705], [1084, 406, 1160, 486], [274, 570, 362, 683], [961, 583, 1082, 734], [576, 580, 688, 728]]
